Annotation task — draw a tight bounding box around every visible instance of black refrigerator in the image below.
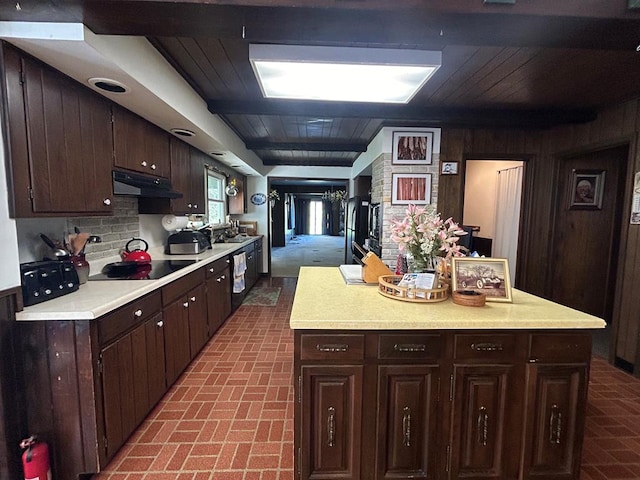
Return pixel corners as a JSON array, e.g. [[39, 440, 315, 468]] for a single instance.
[[345, 196, 370, 264]]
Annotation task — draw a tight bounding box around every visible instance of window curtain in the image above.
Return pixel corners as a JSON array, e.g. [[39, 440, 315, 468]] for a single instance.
[[323, 200, 333, 235], [493, 166, 523, 282], [295, 199, 311, 234]]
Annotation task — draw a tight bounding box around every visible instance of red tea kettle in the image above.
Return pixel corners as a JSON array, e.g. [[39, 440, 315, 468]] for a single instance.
[[120, 238, 152, 264]]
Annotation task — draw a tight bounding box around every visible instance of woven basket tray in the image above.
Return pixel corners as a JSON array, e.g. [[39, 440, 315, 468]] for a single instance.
[[378, 275, 450, 303]]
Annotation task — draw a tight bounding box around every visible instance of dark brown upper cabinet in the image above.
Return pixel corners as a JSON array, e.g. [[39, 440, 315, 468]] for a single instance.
[[112, 104, 170, 179], [2, 44, 114, 217], [169, 137, 205, 215], [228, 176, 246, 215]]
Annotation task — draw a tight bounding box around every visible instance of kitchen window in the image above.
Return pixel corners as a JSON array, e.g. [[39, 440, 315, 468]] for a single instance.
[[206, 169, 227, 226]]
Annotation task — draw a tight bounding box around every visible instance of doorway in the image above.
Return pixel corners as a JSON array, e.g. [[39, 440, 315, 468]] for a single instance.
[[462, 160, 525, 282], [550, 145, 628, 360]]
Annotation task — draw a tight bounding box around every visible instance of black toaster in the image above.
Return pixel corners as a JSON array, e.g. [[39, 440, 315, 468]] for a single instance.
[[20, 260, 80, 307]]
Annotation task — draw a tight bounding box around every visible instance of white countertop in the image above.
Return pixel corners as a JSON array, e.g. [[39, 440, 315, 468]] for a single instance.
[[290, 267, 607, 330], [16, 236, 261, 321]]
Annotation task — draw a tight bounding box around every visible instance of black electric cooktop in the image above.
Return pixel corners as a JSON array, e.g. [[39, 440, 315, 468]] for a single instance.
[[88, 260, 197, 281]]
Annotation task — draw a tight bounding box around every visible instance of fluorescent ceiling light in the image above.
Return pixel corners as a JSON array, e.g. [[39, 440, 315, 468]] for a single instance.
[[249, 44, 441, 104]]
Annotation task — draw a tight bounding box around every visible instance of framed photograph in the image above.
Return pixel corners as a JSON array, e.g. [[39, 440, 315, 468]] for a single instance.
[[451, 257, 512, 302], [392, 131, 433, 164], [569, 169, 605, 210], [441, 161, 458, 175], [392, 173, 432, 205]]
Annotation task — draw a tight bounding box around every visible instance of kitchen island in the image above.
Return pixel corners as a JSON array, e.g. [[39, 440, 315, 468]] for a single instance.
[[290, 267, 605, 480]]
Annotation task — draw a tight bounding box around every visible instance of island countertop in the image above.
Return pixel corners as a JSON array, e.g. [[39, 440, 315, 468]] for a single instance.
[[290, 266, 606, 330]]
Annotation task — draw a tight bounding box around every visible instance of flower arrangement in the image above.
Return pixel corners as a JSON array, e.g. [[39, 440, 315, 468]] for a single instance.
[[390, 204, 467, 272], [268, 189, 280, 201]]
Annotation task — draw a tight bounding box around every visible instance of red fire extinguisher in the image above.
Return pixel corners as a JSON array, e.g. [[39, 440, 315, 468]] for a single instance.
[[20, 435, 51, 480]]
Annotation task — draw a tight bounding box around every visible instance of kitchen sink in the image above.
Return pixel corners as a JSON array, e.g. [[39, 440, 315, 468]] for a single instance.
[[224, 236, 251, 243]]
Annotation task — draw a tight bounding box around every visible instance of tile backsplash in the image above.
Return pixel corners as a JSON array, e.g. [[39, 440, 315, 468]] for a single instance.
[[16, 197, 145, 264]]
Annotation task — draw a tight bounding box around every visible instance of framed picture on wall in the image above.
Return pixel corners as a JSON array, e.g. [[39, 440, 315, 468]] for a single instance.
[[569, 169, 605, 210], [441, 161, 458, 175], [392, 131, 433, 164], [451, 257, 512, 302], [392, 173, 432, 205]]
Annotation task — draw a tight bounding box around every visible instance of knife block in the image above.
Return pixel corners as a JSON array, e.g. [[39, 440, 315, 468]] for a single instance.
[[361, 252, 393, 283]]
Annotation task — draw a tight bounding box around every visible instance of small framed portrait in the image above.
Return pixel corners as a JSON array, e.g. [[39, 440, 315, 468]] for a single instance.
[[392, 173, 432, 205], [441, 161, 458, 175], [392, 131, 433, 164], [569, 169, 605, 210], [451, 257, 512, 302]]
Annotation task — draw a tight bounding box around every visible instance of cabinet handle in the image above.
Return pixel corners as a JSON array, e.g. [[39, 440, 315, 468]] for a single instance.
[[477, 406, 488, 446], [134, 309, 143, 317], [188, 203, 192, 208], [141, 161, 148, 167], [394, 343, 426, 353], [220, 275, 226, 280], [193, 204, 198, 209], [103, 198, 111, 206], [402, 406, 412, 447], [471, 343, 503, 352], [316, 344, 349, 353], [549, 404, 562, 444], [151, 163, 156, 170], [248, 255, 253, 260], [183, 302, 189, 308], [327, 406, 336, 447], [156, 320, 164, 328], [226, 259, 230, 264], [190, 296, 196, 302], [209, 268, 215, 273]]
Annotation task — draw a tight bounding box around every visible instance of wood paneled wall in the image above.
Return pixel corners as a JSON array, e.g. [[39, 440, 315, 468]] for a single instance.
[[0, 287, 26, 478], [438, 99, 640, 370]]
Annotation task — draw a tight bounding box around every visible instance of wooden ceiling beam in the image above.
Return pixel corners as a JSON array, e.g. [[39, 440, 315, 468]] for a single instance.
[[247, 141, 367, 152], [69, 2, 640, 50], [208, 99, 597, 128]]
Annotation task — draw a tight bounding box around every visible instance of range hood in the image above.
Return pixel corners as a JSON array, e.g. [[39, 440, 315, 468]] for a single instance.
[[113, 170, 183, 199]]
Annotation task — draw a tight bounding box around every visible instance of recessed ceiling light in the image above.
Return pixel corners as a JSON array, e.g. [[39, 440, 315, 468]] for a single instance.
[[88, 77, 129, 94], [249, 44, 441, 104], [210, 152, 225, 156], [170, 128, 195, 137]]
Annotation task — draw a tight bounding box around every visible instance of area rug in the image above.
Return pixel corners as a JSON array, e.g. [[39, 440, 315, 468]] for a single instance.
[[242, 286, 281, 306]]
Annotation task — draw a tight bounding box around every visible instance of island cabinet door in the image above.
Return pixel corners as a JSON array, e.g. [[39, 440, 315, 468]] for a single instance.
[[449, 365, 521, 480], [300, 365, 363, 480], [376, 365, 439, 480], [521, 364, 588, 480]]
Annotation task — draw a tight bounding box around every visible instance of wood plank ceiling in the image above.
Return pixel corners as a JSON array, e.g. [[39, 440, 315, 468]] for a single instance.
[[5, 0, 640, 168]]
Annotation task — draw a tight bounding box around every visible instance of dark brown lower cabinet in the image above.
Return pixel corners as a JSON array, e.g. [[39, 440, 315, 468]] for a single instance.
[[522, 364, 588, 480], [377, 365, 439, 480], [294, 330, 591, 480], [100, 312, 165, 459], [206, 257, 232, 335], [301, 365, 363, 480], [450, 365, 520, 480]]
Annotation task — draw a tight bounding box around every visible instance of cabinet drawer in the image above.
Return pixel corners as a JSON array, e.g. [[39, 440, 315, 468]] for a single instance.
[[300, 334, 365, 361], [453, 334, 518, 362], [377, 334, 441, 361], [162, 268, 205, 306], [205, 257, 230, 278], [98, 291, 161, 345], [529, 333, 591, 363]]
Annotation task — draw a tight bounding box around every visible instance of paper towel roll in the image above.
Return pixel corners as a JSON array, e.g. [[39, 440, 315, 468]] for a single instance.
[[162, 215, 189, 231]]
